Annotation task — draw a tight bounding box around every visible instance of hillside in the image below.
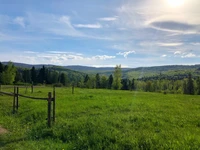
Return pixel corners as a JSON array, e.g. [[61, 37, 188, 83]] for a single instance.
[[3, 62, 200, 79], [124, 64, 200, 79]]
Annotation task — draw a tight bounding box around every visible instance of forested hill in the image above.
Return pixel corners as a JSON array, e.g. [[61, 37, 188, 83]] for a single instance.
[[64, 65, 130, 73], [124, 64, 200, 79], [3, 62, 200, 79]]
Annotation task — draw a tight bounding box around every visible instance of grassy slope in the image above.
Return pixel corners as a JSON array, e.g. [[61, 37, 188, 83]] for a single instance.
[[0, 87, 200, 149]]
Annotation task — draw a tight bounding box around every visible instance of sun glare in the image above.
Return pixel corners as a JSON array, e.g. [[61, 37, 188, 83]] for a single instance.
[[167, 0, 185, 7]]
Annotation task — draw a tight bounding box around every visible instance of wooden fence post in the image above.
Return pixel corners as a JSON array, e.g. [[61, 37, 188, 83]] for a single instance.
[[53, 87, 55, 122], [47, 92, 52, 127], [72, 83, 74, 94], [13, 87, 16, 114], [31, 84, 33, 93], [16, 87, 19, 110]]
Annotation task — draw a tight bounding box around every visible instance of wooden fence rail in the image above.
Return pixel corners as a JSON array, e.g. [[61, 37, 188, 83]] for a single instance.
[[0, 86, 56, 127]]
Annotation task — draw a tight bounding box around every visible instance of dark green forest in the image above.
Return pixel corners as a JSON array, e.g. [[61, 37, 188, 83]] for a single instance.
[[0, 62, 199, 95]]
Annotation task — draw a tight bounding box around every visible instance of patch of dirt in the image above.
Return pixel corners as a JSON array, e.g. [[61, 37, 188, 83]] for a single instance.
[[0, 126, 8, 135]]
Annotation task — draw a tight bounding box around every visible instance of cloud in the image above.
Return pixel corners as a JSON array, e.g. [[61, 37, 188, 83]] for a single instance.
[[181, 53, 196, 58], [47, 51, 83, 55], [74, 23, 102, 29], [14, 17, 25, 28], [24, 51, 38, 54], [98, 16, 118, 21], [157, 42, 183, 47], [174, 51, 182, 55], [91, 55, 115, 60], [117, 0, 200, 34], [140, 42, 183, 47], [161, 54, 167, 57], [26, 13, 84, 37], [117, 50, 136, 58]]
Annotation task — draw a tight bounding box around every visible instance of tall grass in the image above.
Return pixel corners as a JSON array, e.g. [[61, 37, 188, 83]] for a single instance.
[[0, 87, 200, 149]]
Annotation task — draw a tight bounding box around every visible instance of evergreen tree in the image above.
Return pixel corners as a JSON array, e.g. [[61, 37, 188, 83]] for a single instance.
[[112, 65, 122, 90], [187, 73, 194, 95], [31, 66, 37, 84], [107, 74, 113, 89], [121, 78, 129, 90], [37, 66, 46, 84], [60, 73, 67, 86], [130, 78, 135, 90], [95, 73, 101, 88], [196, 77, 200, 95], [0, 62, 3, 73], [84, 74, 90, 87], [84, 74, 89, 84], [23, 69, 31, 83]]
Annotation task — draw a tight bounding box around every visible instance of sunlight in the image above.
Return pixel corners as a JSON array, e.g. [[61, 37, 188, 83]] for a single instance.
[[167, 0, 185, 7]]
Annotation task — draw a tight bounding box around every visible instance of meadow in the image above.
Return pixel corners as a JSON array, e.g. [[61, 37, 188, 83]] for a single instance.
[[0, 86, 200, 149]]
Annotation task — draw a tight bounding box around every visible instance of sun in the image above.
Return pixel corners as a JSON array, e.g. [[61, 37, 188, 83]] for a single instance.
[[167, 0, 185, 7]]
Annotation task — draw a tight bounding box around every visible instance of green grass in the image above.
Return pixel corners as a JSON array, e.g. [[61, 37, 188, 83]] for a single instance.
[[0, 87, 200, 149]]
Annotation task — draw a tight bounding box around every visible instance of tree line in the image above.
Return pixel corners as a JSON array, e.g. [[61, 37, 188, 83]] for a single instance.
[[0, 62, 199, 95]]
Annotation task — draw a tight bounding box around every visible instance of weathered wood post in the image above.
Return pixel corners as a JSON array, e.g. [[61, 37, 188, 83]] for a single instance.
[[47, 92, 52, 127], [16, 87, 19, 110], [53, 87, 55, 122], [25, 86, 28, 94], [31, 84, 33, 93], [72, 83, 74, 94], [13, 87, 16, 114]]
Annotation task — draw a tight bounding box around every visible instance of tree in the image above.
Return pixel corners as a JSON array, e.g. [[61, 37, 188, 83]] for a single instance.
[[1, 62, 16, 84], [187, 73, 194, 95], [23, 69, 31, 83], [31, 66, 37, 84], [84, 74, 90, 88], [121, 78, 129, 90], [196, 77, 200, 95], [112, 65, 122, 90], [130, 78, 135, 91], [107, 74, 113, 89], [95, 73, 101, 88], [0, 62, 3, 73], [60, 73, 67, 86], [37, 66, 46, 84], [101, 75, 108, 89]]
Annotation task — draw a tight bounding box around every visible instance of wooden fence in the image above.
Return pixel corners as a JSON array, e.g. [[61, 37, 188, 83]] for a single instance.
[[0, 86, 56, 127]]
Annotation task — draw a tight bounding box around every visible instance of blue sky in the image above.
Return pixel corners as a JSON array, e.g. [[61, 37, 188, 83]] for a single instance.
[[0, 0, 200, 68]]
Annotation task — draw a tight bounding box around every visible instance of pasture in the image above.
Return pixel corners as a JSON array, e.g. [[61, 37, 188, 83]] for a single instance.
[[0, 86, 200, 149]]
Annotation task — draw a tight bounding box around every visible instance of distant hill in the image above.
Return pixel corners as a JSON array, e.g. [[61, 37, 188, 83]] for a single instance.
[[124, 64, 200, 79], [2, 62, 54, 69], [2, 62, 200, 79], [64, 65, 130, 74]]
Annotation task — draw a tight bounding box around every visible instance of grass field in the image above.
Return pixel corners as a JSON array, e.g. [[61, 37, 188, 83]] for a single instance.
[[0, 87, 200, 149]]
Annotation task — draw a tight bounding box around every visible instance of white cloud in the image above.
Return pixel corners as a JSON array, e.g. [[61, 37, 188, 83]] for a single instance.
[[91, 55, 115, 60], [47, 51, 83, 55], [174, 51, 182, 55], [158, 42, 183, 47], [161, 54, 167, 57], [26, 13, 84, 37], [74, 23, 102, 29], [117, 50, 136, 58], [24, 51, 38, 54], [191, 42, 200, 46], [117, 0, 200, 34], [181, 53, 196, 58], [140, 42, 183, 47], [98, 16, 118, 21], [14, 17, 25, 28]]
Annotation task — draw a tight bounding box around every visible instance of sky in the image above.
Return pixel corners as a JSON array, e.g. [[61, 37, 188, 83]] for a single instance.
[[0, 0, 200, 68]]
